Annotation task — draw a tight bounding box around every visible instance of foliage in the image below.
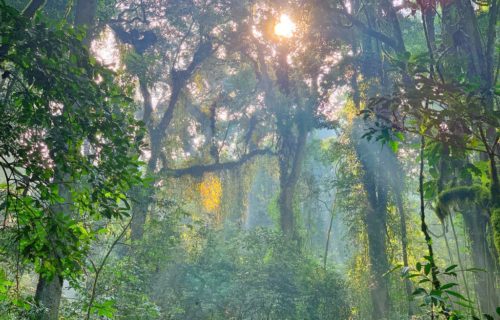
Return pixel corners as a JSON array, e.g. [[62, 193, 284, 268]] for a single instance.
[[492, 208, 500, 257], [198, 174, 222, 213], [1, 0, 499, 319], [0, 1, 143, 315], [400, 260, 500, 320], [153, 228, 351, 320]]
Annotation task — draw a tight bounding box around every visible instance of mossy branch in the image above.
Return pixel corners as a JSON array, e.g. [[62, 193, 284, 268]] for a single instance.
[[435, 185, 490, 220]]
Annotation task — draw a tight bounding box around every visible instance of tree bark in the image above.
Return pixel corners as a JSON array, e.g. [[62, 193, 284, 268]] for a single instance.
[[463, 210, 498, 316], [351, 2, 395, 315], [361, 84, 391, 316], [75, 0, 97, 27], [35, 275, 63, 320], [354, 130, 391, 319], [278, 122, 308, 238], [130, 184, 152, 242]]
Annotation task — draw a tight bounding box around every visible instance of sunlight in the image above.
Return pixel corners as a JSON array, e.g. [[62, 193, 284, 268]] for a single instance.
[[91, 27, 120, 70], [274, 14, 296, 38]]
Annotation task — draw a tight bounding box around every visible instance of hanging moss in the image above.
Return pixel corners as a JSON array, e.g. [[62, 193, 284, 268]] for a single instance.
[[435, 185, 490, 220]]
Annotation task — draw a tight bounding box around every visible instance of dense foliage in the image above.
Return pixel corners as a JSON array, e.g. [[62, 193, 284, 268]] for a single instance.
[[0, 0, 499, 319]]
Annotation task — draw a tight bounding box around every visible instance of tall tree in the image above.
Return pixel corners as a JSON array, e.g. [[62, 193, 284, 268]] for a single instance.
[[0, 2, 142, 319], [34, 2, 99, 317], [434, 0, 499, 314]]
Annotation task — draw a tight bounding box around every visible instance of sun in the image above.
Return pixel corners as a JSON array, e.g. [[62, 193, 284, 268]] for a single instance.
[[274, 14, 296, 38]]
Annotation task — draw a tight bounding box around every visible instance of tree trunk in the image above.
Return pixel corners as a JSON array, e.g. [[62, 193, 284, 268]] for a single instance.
[[463, 210, 498, 316], [439, 1, 500, 311], [363, 155, 390, 319], [391, 159, 415, 316], [354, 123, 391, 319], [74, 0, 98, 45], [130, 184, 151, 242], [34, 3, 98, 318], [278, 123, 308, 239], [35, 275, 63, 320], [366, 207, 390, 319], [34, 174, 70, 319], [352, 2, 394, 313]]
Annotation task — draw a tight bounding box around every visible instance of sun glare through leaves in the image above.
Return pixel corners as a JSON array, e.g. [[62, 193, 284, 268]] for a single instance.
[[274, 14, 296, 38]]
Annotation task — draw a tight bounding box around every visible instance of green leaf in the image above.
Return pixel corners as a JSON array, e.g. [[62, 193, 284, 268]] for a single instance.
[[424, 263, 431, 276], [444, 265, 458, 273], [92, 300, 116, 318], [464, 267, 486, 273], [445, 290, 468, 301], [412, 288, 427, 296], [384, 264, 402, 277], [440, 283, 458, 290]]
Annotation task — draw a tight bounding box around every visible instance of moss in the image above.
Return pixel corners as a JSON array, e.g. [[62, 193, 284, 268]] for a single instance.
[[492, 208, 500, 259], [436, 185, 490, 220]]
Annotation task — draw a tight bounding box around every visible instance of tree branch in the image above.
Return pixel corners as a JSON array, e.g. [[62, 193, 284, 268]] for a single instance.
[[331, 7, 399, 51], [149, 39, 214, 169], [22, 0, 46, 18], [139, 78, 154, 129], [85, 218, 132, 320], [160, 148, 274, 178]]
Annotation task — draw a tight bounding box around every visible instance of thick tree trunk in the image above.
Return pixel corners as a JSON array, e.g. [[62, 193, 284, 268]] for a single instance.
[[354, 123, 391, 319], [278, 184, 295, 235], [463, 211, 498, 316], [35, 275, 63, 320], [366, 207, 390, 319], [130, 184, 151, 242], [278, 124, 307, 239], [439, 1, 500, 311], [363, 156, 390, 319], [353, 3, 394, 312]]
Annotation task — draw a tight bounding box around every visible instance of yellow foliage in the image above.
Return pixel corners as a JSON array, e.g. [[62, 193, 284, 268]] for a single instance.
[[341, 98, 359, 123], [199, 174, 222, 213], [193, 72, 204, 92]]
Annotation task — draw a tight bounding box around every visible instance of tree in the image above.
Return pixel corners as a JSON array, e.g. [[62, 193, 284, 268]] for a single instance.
[[0, 2, 142, 318]]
